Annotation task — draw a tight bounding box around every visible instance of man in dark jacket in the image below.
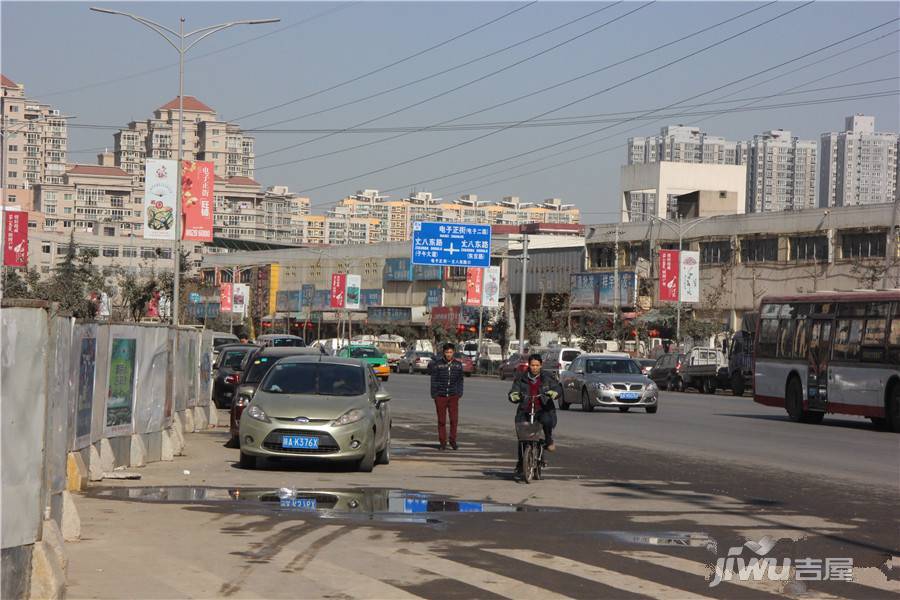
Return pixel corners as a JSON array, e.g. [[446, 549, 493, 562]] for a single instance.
[[428, 342, 465, 450], [508, 353, 563, 474]]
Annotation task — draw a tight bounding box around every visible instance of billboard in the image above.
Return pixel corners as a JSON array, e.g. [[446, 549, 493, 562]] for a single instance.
[[569, 272, 637, 308], [482, 265, 501, 307], [431, 306, 461, 329], [360, 288, 383, 309], [74, 337, 96, 447], [465, 268, 483, 307], [219, 283, 233, 312], [413, 264, 443, 281], [105, 338, 136, 436], [313, 289, 331, 310], [367, 306, 413, 323], [659, 250, 680, 303], [232, 283, 249, 315], [301, 284, 315, 307], [181, 160, 214, 242], [276, 290, 300, 312], [426, 287, 443, 309], [680, 251, 700, 303], [330, 273, 347, 308], [3, 210, 28, 267], [143, 158, 178, 240], [384, 258, 413, 281], [345, 274, 361, 310]]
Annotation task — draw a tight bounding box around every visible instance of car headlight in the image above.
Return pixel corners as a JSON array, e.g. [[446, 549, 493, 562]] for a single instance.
[[590, 382, 609, 391], [646, 382, 658, 392], [246, 404, 270, 423], [236, 394, 251, 408], [332, 408, 365, 427]]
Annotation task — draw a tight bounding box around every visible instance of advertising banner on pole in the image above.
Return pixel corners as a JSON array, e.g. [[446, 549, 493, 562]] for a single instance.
[[143, 158, 178, 240], [232, 284, 249, 315], [659, 249, 680, 303], [344, 274, 361, 310], [3, 209, 28, 267], [465, 268, 484, 306], [181, 160, 214, 242], [679, 251, 700, 303], [220, 283, 233, 312], [330, 273, 346, 308], [482, 265, 501, 307]]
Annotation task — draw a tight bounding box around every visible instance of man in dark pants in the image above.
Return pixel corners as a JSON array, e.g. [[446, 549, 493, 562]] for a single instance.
[[428, 343, 465, 450], [508, 353, 563, 476]]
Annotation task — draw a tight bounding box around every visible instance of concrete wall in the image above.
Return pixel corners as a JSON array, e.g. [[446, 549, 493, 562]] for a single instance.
[[620, 162, 747, 220]]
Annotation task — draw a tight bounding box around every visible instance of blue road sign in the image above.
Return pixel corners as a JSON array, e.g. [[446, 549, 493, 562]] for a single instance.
[[189, 292, 201, 304], [411, 221, 491, 268]]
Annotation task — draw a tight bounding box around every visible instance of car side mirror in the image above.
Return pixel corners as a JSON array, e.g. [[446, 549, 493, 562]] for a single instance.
[[375, 391, 391, 405]]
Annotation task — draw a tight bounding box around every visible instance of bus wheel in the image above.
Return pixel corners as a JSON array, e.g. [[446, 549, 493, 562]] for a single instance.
[[786, 378, 804, 422], [888, 385, 900, 433]]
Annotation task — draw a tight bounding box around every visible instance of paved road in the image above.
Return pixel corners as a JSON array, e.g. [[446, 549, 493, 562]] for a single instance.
[[384, 373, 900, 487], [65, 372, 900, 599]]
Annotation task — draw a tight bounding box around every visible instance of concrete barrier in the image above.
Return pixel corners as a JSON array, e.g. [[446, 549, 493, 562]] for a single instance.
[[1, 302, 212, 598]]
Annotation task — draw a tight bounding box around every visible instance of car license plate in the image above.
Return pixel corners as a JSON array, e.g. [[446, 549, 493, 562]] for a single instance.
[[280, 497, 317, 510], [282, 435, 319, 449], [619, 392, 639, 400]]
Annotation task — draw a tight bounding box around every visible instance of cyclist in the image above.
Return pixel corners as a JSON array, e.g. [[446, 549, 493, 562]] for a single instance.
[[508, 353, 563, 475]]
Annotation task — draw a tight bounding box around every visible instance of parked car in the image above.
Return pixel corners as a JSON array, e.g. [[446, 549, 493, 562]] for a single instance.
[[478, 342, 504, 371], [396, 349, 434, 374], [541, 347, 582, 376], [337, 345, 390, 381], [559, 354, 658, 413], [256, 334, 306, 348], [211, 344, 257, 409], [238, 355, 392, 472], [648, 352, 687, 391], [211, 332, 239, 361], [634, 358, 657, 376], [461, 341, 480, 361], [498, 353, 529, 380], [375, 339, 404, 372], [680, 347, 727, 393], [229, 346, 323, 445], [459, 355, 474, 377]]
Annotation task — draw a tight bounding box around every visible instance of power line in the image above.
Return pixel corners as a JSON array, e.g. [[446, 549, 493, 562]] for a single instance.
[[33, 2, 358, 98], [255, 2, 776, 169], [233, 2, 539, 123], [294, 1, 818, 198], [249, 3, 623, 131], [254, 2, 650, 160]]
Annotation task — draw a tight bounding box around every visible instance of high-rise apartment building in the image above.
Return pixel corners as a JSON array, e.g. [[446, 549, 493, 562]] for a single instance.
[[113, 96, 255, 186], [819, 115, 899, 208], [743, 130, 817, 213], [627, 125, 743, 166]]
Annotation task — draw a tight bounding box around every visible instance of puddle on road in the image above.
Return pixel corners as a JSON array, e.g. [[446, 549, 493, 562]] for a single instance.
[[89, 486, 539, 524], [592, 530, 717, 553]]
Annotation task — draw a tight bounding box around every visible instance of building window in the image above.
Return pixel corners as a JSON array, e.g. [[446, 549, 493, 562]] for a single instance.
[[7, 171, 16, 179], [122, 247, 137, 258], [591, 245, 616, 268], [740, 238, 778, 263], [42, 242, 51, 254], [790, 235, 828, 262], [700, 241, 732, 265], [841, 232, 886, 259], [8, 158, 16, 165], [104, 227, 115, 236], [102, 246, 119, 258]]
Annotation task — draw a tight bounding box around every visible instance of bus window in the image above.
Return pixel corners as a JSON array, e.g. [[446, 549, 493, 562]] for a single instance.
[[760, 303, 781, 319], [777, 319, 797, 358], [837, 303, 867, 317], [866, 302, 889, 317], [758, 319, 779, 357], [833, 318, 864, 361], [861, 318, 888, 362], [809, 320, 833, 364], [794, 319, 810, 358], [888, 319, 900, 365]]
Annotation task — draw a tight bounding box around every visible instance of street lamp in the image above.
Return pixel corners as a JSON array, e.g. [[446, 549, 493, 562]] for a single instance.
[[90, 8, 279, 325]]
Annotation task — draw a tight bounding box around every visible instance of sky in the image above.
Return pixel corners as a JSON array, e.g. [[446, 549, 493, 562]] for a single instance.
[[3, 1, 899, 221]]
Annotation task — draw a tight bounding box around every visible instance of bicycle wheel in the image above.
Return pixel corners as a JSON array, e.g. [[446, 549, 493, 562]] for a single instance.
[[522, 444, 534, 484], [534, 446, 543, 480]]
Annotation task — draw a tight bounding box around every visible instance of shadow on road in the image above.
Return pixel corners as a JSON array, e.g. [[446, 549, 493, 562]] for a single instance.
[[718, 413, 883, 432]]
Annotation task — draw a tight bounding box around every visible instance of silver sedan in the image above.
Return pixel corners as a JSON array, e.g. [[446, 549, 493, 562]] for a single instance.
[[559, 354, 659, 413]]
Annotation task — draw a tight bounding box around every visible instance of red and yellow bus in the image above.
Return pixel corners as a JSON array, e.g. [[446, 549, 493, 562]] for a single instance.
[[753, 290, 900, 431]]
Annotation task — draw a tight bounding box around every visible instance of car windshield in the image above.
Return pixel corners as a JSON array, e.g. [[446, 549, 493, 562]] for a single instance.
[[214, 337, 237, 347], [221, 350, 247, 369], [244, 357, 277, 384], [585, 359, 642, 375], [561, 350, 580, 361], [261, 362, 366, 396], [350, 347, 385, 359], [271, 337, 304, 347]]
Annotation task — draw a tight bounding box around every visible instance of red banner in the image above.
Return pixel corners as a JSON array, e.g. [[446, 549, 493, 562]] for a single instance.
[[330, 273, 346, 308], [465, 268, 483, 306], [181, 160, 214, 242], [220, 283, 233, 312], [3, 210, 28, 267], [659, 249, 680, 302]]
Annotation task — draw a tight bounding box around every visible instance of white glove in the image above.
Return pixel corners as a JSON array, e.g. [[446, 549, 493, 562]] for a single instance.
[[546, 390, 559, 400], [508, 391, 522, 403]]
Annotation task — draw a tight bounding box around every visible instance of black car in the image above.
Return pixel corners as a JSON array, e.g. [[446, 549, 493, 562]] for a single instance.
[[212, 344, 258, 408], [648, 352, 686, 391]]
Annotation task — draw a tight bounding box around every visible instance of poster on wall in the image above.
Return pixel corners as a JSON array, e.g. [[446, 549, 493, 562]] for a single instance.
[[220, 283, 233, 312], [232, 284, 249, 315], [105, 338, 137, 436], [3, 209, 28, 267], [74, 337, 97, 447], [465, 268, 484, 306], [330, 273, 346, 308], [659, 249, 680, 303], [143, 158, 178, 240], [181, 160, 214, 242], [482, 266, 501, 307], [679, 251, 700, 303], [344, 274, 361, 310]]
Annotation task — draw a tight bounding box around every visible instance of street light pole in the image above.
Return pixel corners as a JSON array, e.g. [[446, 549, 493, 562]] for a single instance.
[[90, 8, 279, 326], [517, 234, 528, 355]]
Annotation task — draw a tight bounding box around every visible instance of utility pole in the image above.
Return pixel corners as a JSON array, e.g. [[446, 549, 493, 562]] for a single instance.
[[517, 234, 529, 355], [613, 222, 620, 325]]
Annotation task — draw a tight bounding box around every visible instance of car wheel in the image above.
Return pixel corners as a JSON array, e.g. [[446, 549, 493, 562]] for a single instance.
[[357, 436, 376, 472], [673, 377, 684, 392], [581, 389, 593, 413], [376, 433, 391, 465], [239, 451, 256, 469], [618, 406, 630, 413], [731, 373, 745, 396], [646, 405, 658, 414]]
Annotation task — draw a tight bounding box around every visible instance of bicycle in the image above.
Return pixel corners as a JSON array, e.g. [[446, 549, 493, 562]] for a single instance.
[[515, 394, 546, 484]]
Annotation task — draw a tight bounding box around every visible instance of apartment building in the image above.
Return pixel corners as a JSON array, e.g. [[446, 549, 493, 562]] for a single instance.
[[627, 125, 744, 166], [213, 179, 311, 245], [819, 115, 899, 208], [113, 96, 255, 186], [743, 129, 817, 213]]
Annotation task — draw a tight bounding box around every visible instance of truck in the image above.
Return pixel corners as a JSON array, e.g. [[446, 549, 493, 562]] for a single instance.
[[720, 312, 756, 396], [680, 346, 727, 394]]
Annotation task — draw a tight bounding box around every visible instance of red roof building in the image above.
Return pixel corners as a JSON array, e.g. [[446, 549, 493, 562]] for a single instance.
[[157, 96, 215, 113]]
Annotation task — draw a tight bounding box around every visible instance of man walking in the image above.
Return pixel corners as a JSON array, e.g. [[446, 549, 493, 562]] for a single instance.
[[428, 342, 465, 450]]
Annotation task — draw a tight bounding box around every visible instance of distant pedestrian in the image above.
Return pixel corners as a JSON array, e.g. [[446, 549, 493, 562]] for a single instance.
[[428, 342, 465, 450]]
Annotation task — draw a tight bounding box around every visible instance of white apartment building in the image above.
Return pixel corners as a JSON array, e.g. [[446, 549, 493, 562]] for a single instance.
[[113, 96, 255, 186], [819, 115, 899, 208], [627, 125, 743, 166], [743, 129, 817, 213]]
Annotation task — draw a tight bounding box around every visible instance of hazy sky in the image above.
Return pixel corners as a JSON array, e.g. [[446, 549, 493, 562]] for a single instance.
[[3, 1, 899, 220]]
